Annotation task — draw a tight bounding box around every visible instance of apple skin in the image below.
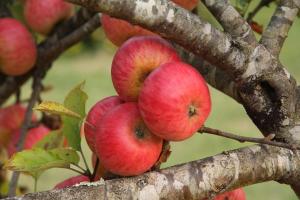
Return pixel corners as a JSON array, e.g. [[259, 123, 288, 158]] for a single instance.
[[138, 62, 211, 141], [213, 188, 246, 200], [84, 96, 123, 153], [24, 0, 74, 35], [112, 36, 181, 101], [54, 175, 90, 189], [0, 104, 28, 148], [0, 18, 37, 76], [172, 0, 199, 10], [101, 14, 156, 46], [95, 102, 163, 176], [7, 125, 50, 157]]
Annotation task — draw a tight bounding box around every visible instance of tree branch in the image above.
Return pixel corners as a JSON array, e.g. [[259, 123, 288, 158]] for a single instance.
[[203, 0, 257, 46], [8, 65, 45, 197], [199, 126, 300, 151], [247, 0, 275, 23], [0, 10, 101, 106], [260, 0, 300, 57], [4, 144, 300, 200]]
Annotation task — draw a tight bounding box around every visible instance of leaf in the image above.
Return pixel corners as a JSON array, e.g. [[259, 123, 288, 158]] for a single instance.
[[4, 148, 79, 178], [34, 101, 82, 119], [33, 130, 65, 150], [62, 81, 88, 151]]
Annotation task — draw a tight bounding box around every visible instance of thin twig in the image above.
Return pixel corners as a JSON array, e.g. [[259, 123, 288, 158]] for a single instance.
[[80, 150, 91, 176], [69, 167, 86, 176], [247, 0, 274, 22], [8, 68, 45, 196], [91, 158, 99, 181], [199, 126, 299, 151]]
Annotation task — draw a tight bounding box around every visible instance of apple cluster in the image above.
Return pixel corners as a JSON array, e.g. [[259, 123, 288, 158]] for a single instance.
[[0, 104, 51, 157], [84, 35, 211, 177], [0, 0, 73, 76]]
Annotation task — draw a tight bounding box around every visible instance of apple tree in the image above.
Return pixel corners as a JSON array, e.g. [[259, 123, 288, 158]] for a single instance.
[[1, 0, 300, 199]]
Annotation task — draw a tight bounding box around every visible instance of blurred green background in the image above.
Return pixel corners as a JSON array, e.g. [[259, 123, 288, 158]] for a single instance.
[[6, 1, 300, 199]]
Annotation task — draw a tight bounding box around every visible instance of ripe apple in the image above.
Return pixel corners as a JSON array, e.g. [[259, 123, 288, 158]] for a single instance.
[[101, 14, 156, 46], [7, 125, 50, 157], [139, 62, 211, 141], [112, 36, 181, 101], [95, 102, 163, 176], [172, 0, 199, 10], [213, 188, 246, 200], [0, 18, 37, 76], [54, 175, 90, 189], [84, 96, 123, 153], [24, 0, 74, 35], [0, 104, 28, 148]]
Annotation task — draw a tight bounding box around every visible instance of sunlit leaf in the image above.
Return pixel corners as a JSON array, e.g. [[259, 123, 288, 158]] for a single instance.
[[34, 101, 82, 119]]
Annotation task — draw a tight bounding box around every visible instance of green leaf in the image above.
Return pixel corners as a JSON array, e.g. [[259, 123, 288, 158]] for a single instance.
[[34, 101, 82, 119], [62, 81, 88, 151], [4, 148, 80, 178], [33, 130, 65, 150]]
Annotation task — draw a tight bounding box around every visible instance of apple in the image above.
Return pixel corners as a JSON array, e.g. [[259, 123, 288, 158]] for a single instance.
[[213, 188, 246, 200], [91, 153, 107, 180], [0, 18, 37, 76], [84, 96, 123, 153], [0, 104, 28, 148], [24, 0, 74, 35], [172, 0, 199, 10], [112, 36, 181, 101], [101, 14, 156, 46], [7, 125, 50, 157], [138, 62, 211, 141], [54, 175, 90, 189], [95, 102, 163, 176]]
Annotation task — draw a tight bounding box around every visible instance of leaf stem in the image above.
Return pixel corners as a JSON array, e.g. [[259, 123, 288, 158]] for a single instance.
[[80, 150, 91, 176], [91, 158, 99, 181]]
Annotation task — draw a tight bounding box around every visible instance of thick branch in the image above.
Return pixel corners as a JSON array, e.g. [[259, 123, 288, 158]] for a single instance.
[[5, 145, 300, 200], [0, 10, 101, 106], [260, 0, 300, 57], [203, 0, 257, 46]]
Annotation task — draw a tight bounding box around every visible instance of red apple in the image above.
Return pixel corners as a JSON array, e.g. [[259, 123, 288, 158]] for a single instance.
[[84, 96, 123, 153], [0, 18, 37, 76], [7, 125, 50, 157], [0, 104, 28, 148], [112, 36, 181, 101], [54, 175, 90, 189], [172, 0, 199, 10], [101, 14, 156, 46], [213, 188, 246, 200], [24, 0, 74, 35], [95, 102, 163, 176], [139, 62, 211, 141]]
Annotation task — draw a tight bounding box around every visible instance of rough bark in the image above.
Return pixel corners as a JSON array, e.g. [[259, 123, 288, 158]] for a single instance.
[[203, 0, 257, 46], [4, 145, 300, 200]]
